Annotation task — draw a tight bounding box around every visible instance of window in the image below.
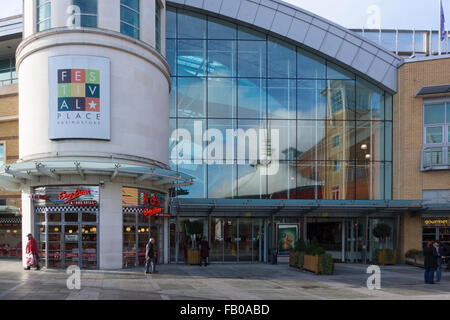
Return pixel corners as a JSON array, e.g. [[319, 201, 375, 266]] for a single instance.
[[422, 102, 450, 168], [155, 1, 161, 52], [332, 136, 340, 148], [73, 0, 98, 28], [120, 0, 140, 39], [0, 143, 4, 166], [0, 58, 17, 86], [37, 0, 51, 32], [0, 199, 6, 206]]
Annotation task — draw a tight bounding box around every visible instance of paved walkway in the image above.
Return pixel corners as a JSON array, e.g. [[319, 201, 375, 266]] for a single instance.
[[0, 259, 449, 300]]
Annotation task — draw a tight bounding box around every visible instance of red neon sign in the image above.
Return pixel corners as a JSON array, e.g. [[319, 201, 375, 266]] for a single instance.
[[142, 207, 162, 218], [59, 188, 91, 204]]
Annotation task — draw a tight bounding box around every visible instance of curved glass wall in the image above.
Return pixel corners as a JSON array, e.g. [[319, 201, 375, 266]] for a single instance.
[[73, 0, 98, 28], [37, 0, 51, 32], [168, 6, 393, 200]]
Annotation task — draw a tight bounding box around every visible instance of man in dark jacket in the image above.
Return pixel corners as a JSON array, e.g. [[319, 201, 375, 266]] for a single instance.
[[145, 238, 157, 274], [200, 237, 210, 267], [423, 241, 437, 284]]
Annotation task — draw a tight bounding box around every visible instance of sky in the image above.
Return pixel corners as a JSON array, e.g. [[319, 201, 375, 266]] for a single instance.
[[0, 0, 448, 30]]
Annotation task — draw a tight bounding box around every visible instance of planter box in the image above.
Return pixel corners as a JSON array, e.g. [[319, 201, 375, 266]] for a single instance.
[[187, 249, 201, 265], [303, 254, 320, 274], [378, 250, 397, 265], [289, 252, 295, 266]]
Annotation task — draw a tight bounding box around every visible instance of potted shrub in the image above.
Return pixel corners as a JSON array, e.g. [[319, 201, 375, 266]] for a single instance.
[[319, 253, 334, 275], [290, 239, 306, 266], [373, 223, 396, 265], [405, 249, 421, 266]]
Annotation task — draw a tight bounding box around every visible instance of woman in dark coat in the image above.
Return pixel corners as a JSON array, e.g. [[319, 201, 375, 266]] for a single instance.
[[200, 237, 210, 267], [423, 241, 437, 284]]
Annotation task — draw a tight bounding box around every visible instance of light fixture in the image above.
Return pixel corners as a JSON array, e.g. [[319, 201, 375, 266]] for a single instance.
[[13, 230, 17, 234], [6, 229, 10, 233], [69, 230, 73, 234], [361, 144, 368, 150], [365, 154, 371, 159], [54, 227, 59, 232], [126, 227, 131, 232], [146, 228, 149, 232], [81, 228, 85, 233]]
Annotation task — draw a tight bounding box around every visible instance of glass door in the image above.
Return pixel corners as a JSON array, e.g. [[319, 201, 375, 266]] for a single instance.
[[345, 219, 363, 262], [210, 218, 224, 262], [224, 218, 238, 262], [252, 219, 263, 262], [238, 219, 252, 262]]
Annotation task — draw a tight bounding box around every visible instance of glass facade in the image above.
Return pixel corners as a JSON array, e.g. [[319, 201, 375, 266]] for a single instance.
[[120, 0, 139, 39], [155, 1, 161, 52], [168, 6, 393, 201], [37, 0, 51, 32], [73, 0, 98, 28]]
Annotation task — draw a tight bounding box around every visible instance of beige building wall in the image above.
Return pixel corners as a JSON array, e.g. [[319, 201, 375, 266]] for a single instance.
[[394, 56, 450, 261], [0, 84, 21, 210]]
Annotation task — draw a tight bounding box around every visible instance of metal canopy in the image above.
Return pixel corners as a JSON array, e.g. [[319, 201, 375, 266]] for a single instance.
[[171, 198, 424, 218], [0, 160, 194, 191]]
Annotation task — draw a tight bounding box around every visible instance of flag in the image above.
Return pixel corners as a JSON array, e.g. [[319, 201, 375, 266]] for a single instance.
[[441, 0, 446, 41]]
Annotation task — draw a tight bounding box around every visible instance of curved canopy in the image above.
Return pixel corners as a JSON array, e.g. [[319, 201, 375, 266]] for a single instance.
[[0, 160, 194, 191]]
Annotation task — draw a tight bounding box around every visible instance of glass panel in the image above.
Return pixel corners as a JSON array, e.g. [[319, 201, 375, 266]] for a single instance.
[[414, 31, 427, 53], [208, 17, 236, 39], [123, 225, 136, 267], [82, 212, 96, 222], [121, 0, 138, 10], [237, 120, 263, 162], [64, 225, 79, 267], [207, 119, 236, 162], [169, 77, 176, 117], [298, 80, 327, 119], [123, 213, 136, 224], [327, 62, 355, 80], [385, 162, 392, 200], [177, 9, 206, 39], [239, 219, 252, 262], [267, 37, 296, 78], [208, 78, 236, 118], [73, 0, 97, 15], [385, 94, 393, 121], [317, 161, 356, 200], [355, 162, 385, 200], [177, 40, 206, 77], [267, 161, 296, 199], [385, 122, 392, 161], [78, 15, 98, 28], [426, 127, 443, 144], [174, 118, 205, 161], [237, 41, 266, 78], [120, 6, 139, 27], [48, 212, 61, 222], [208, 40, 237, 77], [238, 26, 265, 40], [208, 164, 236, 198], [270, 120, 296, 160], [356, 77, 384, 120], [424, 104, 445, 124], [177, 163, 207, 198], [381, 31, 396, 51], [237, 164, 267, 198], [210, 218, 224, 262], [224, 218, 238, 261], [238, 78, 266, 119], [297, 120, 326, 161], [36, 212, 45, 223], [356, 121, 385, 161], [326, 120, 355, 161], [166, 7, 177, 38], [37, 3, 51, 22], [137, 231, 149, 266], [48, 225, 61, 268], [177, 77, 206, 117], [120, 23, 139, 39], [298, 48, 326, 79], [328, 80, 356, 120], [65, 212, 78, 223], [267, 79, 296, 119], [447, 104, 450, 123], [37, 20, 51, 32], [398, 32, 413, 53]]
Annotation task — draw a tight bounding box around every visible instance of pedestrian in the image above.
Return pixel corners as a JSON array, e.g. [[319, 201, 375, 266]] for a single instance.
[[423, 241, 437, 284], [24, 233, 40, 271], [434, 241, 445, 283], [145, 237, 158, 274], [199, 237, 210, 267]]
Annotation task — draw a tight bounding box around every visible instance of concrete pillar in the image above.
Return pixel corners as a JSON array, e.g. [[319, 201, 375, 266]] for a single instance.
[[99, 0, 120, 32], [52, 0, 72, 29], [140, 0, 156, 47], [21, 185, 34, 268], [99, 182, 123, 269], [23, 0, 36, 38]]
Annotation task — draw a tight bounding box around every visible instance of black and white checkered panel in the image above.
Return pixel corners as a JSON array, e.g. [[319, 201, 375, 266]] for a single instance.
[[122, 207, 143, 214], [34, 206, 99, 213], [0, 218, 22, 224]]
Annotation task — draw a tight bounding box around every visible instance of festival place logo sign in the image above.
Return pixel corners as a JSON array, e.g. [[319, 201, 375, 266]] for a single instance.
[[49, 56, 110, 140]]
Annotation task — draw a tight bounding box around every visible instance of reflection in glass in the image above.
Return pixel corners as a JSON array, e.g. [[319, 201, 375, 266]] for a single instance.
[[298, 48, 326, 79], [224, 218, 238, 262], [177, 163, 207, 198], [328, 80, 355, 120], [238, 41, 266, 78], [268, 37, 296, 78], [177, 40, 206, 77], [178, 77, 206, 117], [355, 162, 385, 200], [356, 121, 385, 161], [356, 77, 384, 120], [208, 17, 236, 39], [208, 78, 236, 118], [267, 79, 296, 119], [424, 104, 445, 124], [238, 78, 266, 119], [177, 9, 206, 39], [208, 164, 236, 198], [327, 62, 355, 80], [297, 120, 326, 161], [267, 162, 296, 199], [208, 40, 237, 77], [298, 80, 327, 119], [237, 164, 267, 199]]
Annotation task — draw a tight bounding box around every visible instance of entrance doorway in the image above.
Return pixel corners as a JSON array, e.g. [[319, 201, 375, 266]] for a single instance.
[[35, 207, 99, 269]]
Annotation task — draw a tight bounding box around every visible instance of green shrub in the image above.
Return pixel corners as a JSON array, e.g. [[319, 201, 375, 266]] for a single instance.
[[295, 251, 305, 268], [294, 239, 307, 252], [319, 254, 334, 275], [383, 249, 395, 263], [312, 247, 326, 256], [405, 249, 421, 258]]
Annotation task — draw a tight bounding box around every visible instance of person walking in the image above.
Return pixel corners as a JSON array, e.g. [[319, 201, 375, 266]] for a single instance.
[[199, 237, 210, 267], [434, 241, 445, 283], [145, 237, 158, 274], [423, 241, 437, 284], [24, 233, 40, 271]]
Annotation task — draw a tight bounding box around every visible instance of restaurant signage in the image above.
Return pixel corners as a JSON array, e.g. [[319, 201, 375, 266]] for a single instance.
[[33, 186, 99, 207], [423, 218, 450, 227]]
